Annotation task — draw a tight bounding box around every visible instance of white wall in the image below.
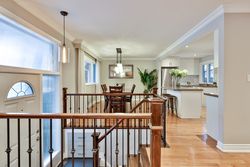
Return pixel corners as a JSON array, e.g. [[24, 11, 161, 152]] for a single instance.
[[223, 13, 250, 144], [100, 60, 156, 93]]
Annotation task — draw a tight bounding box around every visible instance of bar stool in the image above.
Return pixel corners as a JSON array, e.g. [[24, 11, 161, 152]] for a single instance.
[[162, 94, 178, 117]]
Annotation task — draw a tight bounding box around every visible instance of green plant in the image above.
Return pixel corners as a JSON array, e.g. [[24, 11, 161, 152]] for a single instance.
[[169, 69, 188, 87], [169, 69, 188, 78], [138, 68, 158, 93]]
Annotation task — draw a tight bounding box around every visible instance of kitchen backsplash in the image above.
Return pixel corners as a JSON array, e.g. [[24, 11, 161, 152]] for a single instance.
[[180, 75, 199, 85]]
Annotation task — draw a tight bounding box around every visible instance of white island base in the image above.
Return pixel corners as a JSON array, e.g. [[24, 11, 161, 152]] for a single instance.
[[167, 88, 203, 118]]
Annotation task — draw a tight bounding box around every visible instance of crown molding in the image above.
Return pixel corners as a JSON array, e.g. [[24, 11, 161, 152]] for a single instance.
[[156, 5, 224, 60]]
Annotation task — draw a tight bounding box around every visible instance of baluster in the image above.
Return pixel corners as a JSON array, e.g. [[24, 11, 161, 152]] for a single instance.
[[115, 119, 119, 166], [17, 119, 21, 167], [134, 118, 136, 156], [91, 95, 94, 113], [127, 119, 130, 167], [70, 95, 72, 127], [71, 119, 75, 167], [39, 119, 42, 167], [95, 95, 97, 113], [49, 119, 54, 167], [138, 119, 142, 167], [110, 131, 113, 167], [162, 100, 167, 147], [104, 119, 107, 167], [82, 118, 85, 167], [82, 95, 85, 114], [60, 119, 64, 166], [27, 119, 33, 167], [78, 95, 81, 127], [122, 119, 124, 166], [5, 118, 11, 167]]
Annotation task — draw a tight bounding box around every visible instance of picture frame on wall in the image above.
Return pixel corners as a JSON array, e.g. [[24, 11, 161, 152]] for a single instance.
[[109, 64, 133, 79]]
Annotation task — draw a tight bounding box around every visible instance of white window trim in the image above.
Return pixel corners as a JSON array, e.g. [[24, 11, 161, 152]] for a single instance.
[[84, 61, 97, 85], [200, 60, 214, 83]]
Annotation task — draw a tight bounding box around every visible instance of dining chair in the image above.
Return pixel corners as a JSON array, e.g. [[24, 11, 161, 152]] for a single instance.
[[101, 84, 109, 112], [109, 86, 125, 113], [126, 84, 136, 109]]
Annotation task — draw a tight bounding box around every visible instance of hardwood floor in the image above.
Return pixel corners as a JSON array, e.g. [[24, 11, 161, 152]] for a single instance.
[[148, 108, 250, 167]]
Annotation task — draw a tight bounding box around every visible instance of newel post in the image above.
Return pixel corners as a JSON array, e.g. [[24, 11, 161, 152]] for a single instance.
[[150, 98, 163, 167], [62, 88, 68, 127], [92, 132, 100, 167]]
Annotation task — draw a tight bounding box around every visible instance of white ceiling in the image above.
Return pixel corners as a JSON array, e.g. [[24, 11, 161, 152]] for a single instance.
[[172, 33, 214, 58], [14, 0, 250, 59]]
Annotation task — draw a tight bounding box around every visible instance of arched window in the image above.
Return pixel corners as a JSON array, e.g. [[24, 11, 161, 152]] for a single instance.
[[7, 81, 34, 99]]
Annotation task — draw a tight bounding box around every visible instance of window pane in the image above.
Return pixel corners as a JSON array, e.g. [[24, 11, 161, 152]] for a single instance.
[[93, 64, 96, 83], [0, 16, 58, 71], [7, 89, 17, 98], [7, 81, 34, 99], [42, 75, 60, 161], [202, 64, 208, 83], [209, 64, 214, 83], [12, 82, 21, 93]]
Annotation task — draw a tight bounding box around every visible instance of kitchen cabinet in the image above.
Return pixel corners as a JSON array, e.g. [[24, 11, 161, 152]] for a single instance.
[[179, 58, 199, 75]]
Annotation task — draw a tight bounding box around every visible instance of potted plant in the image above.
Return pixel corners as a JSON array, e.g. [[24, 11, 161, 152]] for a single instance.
[[169, 69, 188, 87], [138, 68, 158, 93]]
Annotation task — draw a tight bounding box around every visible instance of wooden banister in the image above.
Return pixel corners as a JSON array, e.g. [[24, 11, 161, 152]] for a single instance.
[[0, 113, 151, 119], [150, 98, 164, 167]]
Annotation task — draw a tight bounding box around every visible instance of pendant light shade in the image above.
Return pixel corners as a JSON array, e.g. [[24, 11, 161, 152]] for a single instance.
[[60, 10, 70, 63]]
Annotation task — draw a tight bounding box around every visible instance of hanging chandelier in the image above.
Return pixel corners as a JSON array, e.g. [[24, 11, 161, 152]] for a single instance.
[[60, 10, 70, 63]]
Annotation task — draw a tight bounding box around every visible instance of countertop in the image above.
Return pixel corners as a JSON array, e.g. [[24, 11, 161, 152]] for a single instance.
[[181, 84, 217, 88], [167, 87, 203, 91], [204, 93, 219, 97]]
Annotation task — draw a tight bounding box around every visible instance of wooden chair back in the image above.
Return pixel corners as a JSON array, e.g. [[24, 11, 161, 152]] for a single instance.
[[109, 86, 123, 93], [101, 84, 108, 92]]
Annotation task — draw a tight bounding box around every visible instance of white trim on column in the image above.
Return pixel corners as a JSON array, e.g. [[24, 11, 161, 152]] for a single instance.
[[217, 141, 250, 152]]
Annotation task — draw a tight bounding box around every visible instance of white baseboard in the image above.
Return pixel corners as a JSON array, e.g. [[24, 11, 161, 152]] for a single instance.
[[217, 141, 250, 152]]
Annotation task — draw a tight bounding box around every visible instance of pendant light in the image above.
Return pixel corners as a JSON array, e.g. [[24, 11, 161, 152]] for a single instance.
[[60, 10, 69, 63], [116, 48, 123, 73]]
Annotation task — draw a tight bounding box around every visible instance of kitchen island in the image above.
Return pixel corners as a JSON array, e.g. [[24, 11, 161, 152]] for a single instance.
[[163, 87, 203, 118]]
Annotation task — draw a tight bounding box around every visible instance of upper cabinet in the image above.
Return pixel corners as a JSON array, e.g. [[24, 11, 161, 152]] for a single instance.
[[179, 58, 199, 75]]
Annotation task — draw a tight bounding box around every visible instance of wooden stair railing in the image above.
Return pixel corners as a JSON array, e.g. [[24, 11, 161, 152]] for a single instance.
[[62, 88, 166, 167], [0, 112, 151, 167]]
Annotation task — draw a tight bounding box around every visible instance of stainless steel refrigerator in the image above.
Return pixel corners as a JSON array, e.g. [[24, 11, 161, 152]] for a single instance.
[[161, 67, 178, 94]]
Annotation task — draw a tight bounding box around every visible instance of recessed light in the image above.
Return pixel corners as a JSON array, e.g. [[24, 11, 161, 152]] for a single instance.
[[185, 45, 189, 48]]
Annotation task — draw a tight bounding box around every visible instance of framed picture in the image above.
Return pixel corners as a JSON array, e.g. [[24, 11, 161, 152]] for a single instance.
[[109, 64, 134, 79]]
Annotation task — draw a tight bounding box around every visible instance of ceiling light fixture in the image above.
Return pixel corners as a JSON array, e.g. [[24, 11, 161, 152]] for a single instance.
[[185, 45, 189, 48], [60, 10, 70, 63]]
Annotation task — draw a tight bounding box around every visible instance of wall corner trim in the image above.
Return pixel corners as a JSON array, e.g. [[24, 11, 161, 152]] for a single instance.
[[217, 141, 250, 152]]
